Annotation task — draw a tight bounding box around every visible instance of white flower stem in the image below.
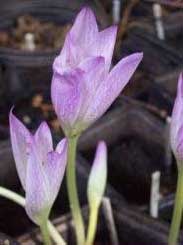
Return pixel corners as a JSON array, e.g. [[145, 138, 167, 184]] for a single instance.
[[0, 186, 66, 245]]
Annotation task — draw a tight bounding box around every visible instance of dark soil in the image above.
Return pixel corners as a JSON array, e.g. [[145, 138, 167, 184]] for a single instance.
[[167, 31, 183, 53], [108, 136, 176, 204]]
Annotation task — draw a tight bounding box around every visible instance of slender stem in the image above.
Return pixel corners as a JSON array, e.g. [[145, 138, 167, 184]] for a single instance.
[[40, 220, 52, 245], [0, 186, 66, 245], [0, 186, 25, 206], [86, 206, 99, 245], [47, 222, 66, 245], [66, 136, 85, 245], [168, 168, 183, 245]]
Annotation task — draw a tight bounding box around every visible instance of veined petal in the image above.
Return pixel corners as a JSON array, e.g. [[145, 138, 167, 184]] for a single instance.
[[69, 7, 98, 47], [53, 34, 83, 74], [51, 68, 85, 136], [92, 26, 117, 71], [170, 73, 183, 157], [44, 139, 67, 202], [84, 52, 143, 126], [25, 146, 50, 225], [176, 125, 183, 165], [9, 111, 32, 189], [76, 56, 105, 124], [34, 122, 53, 164], [87, 141, 107, 208], [78, 56, 105, 94], [56, 138, 67, 154]]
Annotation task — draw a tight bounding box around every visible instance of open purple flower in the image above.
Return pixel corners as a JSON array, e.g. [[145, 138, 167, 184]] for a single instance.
[[9, 111, 67, 224], [170, 74, 183, 167], [51, 7, 143, 137]]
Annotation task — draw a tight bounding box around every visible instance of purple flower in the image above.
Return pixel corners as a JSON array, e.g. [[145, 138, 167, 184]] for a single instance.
[[9, 111, 67, 224], [51, 7, 143, 137], [170, 74, 183, 167]]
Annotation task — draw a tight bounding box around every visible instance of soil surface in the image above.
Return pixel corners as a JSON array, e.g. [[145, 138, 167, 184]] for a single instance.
[[108, 137, 176, 203], [0, 15, 71, 51]]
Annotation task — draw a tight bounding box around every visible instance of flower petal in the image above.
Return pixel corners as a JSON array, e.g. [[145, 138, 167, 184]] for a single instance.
[[25, 146, 50, 225], [53, 34, 82, 74], [175, 125, 183, 165], [9, 111, 32, 189], [87, 141, 107, 208], [56, 138, 67, 154], [52, 56, 106, 135], [78, 56, 105, 95], [70, 7, 98, 47], [84, 52, 143, 125], [51, 68, 85, 135], [170, 73, 183, 157], [92, 26, 117, 71], [34, 122, 53, 164], [76, 56, 105, 124], [44, 139, 67, 203]]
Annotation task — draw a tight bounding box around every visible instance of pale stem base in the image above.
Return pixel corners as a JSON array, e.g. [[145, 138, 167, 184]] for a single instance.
[[86, 206, 99, 245]]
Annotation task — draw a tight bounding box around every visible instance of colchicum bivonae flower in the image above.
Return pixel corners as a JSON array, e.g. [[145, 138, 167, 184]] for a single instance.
[[9, 111, 67, 245], [51, 7, 143, 138]]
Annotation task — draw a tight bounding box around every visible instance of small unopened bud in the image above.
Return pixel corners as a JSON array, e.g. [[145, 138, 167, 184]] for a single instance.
[[87, 142, 107, 209]]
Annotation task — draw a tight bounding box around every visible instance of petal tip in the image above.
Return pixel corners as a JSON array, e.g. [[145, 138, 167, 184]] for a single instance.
[[56, 137, 68, 154], [80, 6, 94, 16], [134, 52, 143, 60], [98, 141, 107, 153]]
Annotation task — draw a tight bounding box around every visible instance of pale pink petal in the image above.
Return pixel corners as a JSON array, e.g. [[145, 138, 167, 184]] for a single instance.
[[92, 26, 117, 71], [175, 125, 183, 165], [25, 146, 50, 225], [52, 57, 105, 135], [170, 73, 183, 157], [84, 52, 143, 126], [76, 56, 105, 123], [9, 111, 32, 189], [51, 68, 85, 135], [56, 138, 67, 153], [78, 56, 105, 97], [53, 34, 83, 74], [44, 139, 67, 202], [69, 7, 98, 47], [34, 122, 53, 164]]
